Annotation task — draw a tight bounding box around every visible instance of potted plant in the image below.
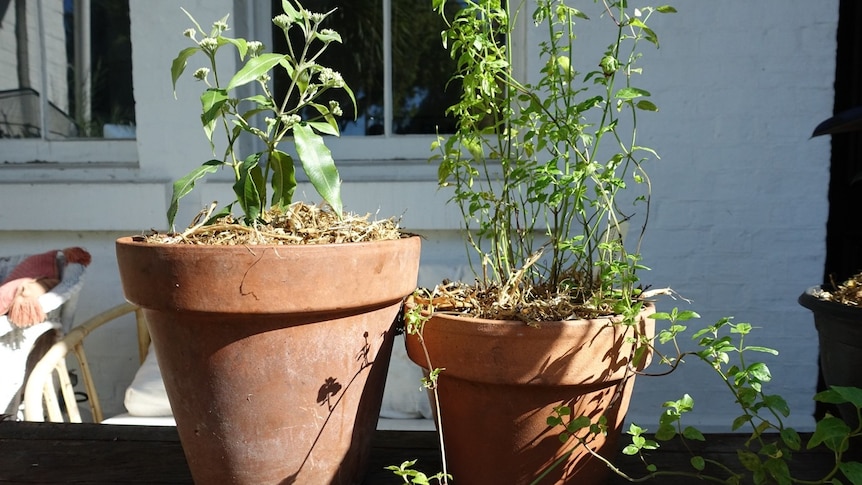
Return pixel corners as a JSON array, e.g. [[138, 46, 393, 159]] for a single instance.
[[115, 2, 421, 484], [402, 0, 671, 483], [799, 106, 862, 430]]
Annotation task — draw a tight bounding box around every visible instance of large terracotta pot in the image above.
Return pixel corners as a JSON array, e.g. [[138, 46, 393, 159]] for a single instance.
[[405, 303, 655, 485], [116, 236, 421, 485]]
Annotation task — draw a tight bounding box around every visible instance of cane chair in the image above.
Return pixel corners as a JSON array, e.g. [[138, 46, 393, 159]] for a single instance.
[[22, 302, 149, 423]]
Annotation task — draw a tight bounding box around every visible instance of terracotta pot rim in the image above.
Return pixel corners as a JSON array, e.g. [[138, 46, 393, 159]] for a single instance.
[[116, 234, 421, 315], [407, 300, 656, 327], [404, 303, 656, 385], [116, 234, 419, 249]]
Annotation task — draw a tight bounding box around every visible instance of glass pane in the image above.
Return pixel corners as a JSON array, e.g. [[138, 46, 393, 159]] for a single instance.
[[82, 0, 135, 137], [0, 1, 64, 138], [272, 0, 384, 136], [0, 0, 134, 140], [271, 0, 457, 136], [391, 0, 458, 134]]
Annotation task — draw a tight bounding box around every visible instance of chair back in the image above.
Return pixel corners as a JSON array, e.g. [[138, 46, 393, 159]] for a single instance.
[[22, 303, 149, 423], [0, 251, 88, 416]]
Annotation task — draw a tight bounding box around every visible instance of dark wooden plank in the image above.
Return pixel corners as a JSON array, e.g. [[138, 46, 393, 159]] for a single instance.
[[364, 431, 444, 484], [0, 422, 190, 484], [0, 422, 847, 484]]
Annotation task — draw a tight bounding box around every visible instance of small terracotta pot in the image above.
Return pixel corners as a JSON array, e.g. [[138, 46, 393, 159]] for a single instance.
[[116, 236, 421, 485], [405, 302, 655, 485]]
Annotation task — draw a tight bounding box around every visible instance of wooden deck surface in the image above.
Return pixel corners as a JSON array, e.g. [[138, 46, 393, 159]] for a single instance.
[[0, 421, 845, 484]]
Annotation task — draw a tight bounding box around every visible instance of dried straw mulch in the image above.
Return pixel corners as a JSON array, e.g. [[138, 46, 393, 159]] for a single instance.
[[139, 202, 405, 245]]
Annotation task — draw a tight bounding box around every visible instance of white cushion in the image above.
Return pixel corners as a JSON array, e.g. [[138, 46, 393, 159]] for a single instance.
[[102, 413, 176, 426], [380, 335, 433, 419], [123, 344, 172, 416]]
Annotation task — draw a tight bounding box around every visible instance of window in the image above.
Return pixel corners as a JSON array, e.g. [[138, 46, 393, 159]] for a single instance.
[[0, 0, 135, 140], [264, 0, 461, 162]]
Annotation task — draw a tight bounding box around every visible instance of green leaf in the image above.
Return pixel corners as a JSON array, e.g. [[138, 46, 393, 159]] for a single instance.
[[168, 159, 222, 228], [636, 100, 658, 111], [742, 345, 779, 355], [221, 36, 248, 60], [233, 153, 265, 222], [243, 94, 273, 108], [676, 310, 700, 321], [622, 444, 639, 455], [780, 428, 801, 451], [763, 458, 791, 485], [615, 87, 651, 100], [839, 461, 862, 485], [682, 426, 705, 441], [205, 203, 234, 225], [226, 53, 287, 92], [280, 0, 302, 22], [170, 46, 200, 96], [180, 7, 205, 34], [293, 123, 343, 216], [315, 29, 342, 44], [657, 6, 678, 13], [341, 82, 358, 118], [567, 415, 592, 432], [200, 89, 229, 149], [306, 120, 340, 137], [269, 150, 296, 210], [731, 414, 752, 431], [690, 455, 705, 471], [737, 449, 761, 472], [655, 423, 676, 441], [764, 394, 791, 418], [816, 386, 862, 409], [747, 362, 772, 383], [808, 415, 851, 451]]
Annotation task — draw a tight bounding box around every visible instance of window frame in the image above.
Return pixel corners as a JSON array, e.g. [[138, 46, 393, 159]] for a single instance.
[[0, 0, 138, 166]]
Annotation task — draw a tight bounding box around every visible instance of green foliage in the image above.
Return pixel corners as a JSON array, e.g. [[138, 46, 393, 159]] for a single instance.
[[545, 307, 862, 484], [386, 460, 452, 485], [432, 0, 668, 314], [168, 1, 355, 228]]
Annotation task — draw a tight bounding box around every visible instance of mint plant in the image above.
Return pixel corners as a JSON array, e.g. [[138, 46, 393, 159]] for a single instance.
[[547, 308, 862, 484], [168, 0, 355, 229]]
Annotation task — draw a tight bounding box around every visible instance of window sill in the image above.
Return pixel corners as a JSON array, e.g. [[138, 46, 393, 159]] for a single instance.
[[0, 139, 138, 164]]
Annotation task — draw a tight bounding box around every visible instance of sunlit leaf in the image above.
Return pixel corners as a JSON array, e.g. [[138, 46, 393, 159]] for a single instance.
[[168, 159, 222, 228], [170, 47, 200, 96], [616, 87, 651, 100], [233, 153, 265, 222], [269, 150, 296, 210], [200, 89, 228, 149], [226, 53, 288, 91], [293, 123, 342, 216]]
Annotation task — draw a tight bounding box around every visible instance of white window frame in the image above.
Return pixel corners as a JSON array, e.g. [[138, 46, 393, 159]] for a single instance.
[[0, 0, 138, 166]]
